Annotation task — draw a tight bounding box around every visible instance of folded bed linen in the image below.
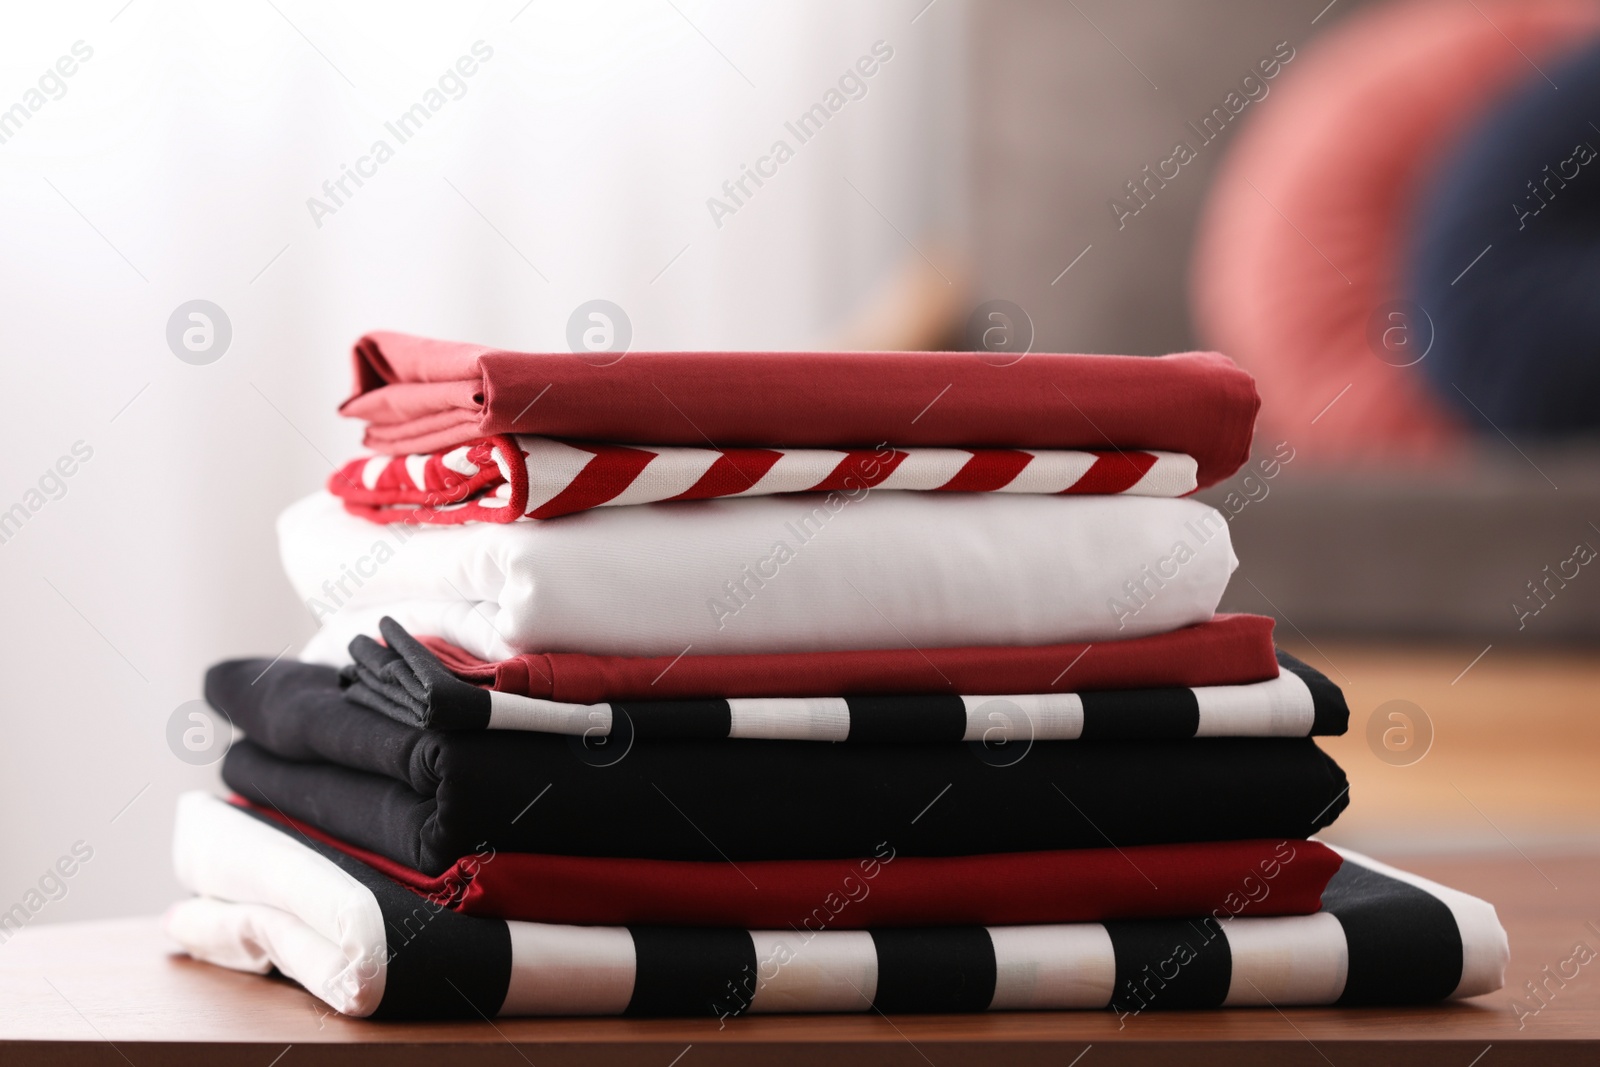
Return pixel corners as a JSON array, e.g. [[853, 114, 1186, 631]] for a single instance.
[[340, 333, 1260, 490], [227, 798, 1343, 927], [213, 661, 1350, 874], [167, 794, 1506, 1019], [331, 437, 1200, 525], [342, 617, 1347, 739], [409, 613, 1283, 703], [283, 489, 1239, 663]]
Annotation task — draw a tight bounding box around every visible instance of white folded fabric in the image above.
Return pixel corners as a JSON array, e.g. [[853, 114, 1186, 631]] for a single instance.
[[281, 490, 1238, 663], [166, 791, 390, 1016]]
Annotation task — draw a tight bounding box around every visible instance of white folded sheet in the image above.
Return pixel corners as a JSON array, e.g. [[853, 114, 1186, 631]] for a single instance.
[[282, 489, 1238, 663]]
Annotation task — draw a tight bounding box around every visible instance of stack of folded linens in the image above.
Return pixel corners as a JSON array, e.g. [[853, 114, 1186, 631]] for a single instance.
[[166, 334, 1507, 1020]]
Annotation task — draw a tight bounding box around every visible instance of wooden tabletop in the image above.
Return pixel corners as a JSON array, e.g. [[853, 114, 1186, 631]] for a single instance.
[[0, 852, 1594, 1066]]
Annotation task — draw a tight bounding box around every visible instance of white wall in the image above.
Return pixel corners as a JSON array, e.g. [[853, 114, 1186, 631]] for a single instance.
[[0, 0, 963, 925]]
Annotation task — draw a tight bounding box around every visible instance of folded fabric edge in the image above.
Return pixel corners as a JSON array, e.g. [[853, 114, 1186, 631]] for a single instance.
[[342, 337, 1258, 487], [1323, 844, 1509, 1000], [326, 613, 1284, 701], [169, 791, 389, 1016], [327, 436, 1202, 527], [332, 625, 1344, 739], [237, 794, 1342, 926]]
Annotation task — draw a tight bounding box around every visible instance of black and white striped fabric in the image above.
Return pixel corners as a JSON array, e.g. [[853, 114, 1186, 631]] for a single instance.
[[167, 794, 1506, 1020], [343, 617, 1347, 740]]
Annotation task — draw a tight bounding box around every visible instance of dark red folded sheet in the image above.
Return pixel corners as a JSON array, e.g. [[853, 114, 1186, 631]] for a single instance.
[[340, 332, 1260, 489], [245, 800, 1339, 928], [418, 613, 1280, 703]]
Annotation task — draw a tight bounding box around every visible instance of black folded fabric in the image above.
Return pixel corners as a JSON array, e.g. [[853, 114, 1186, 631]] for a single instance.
[[212, 660, 1350, 876], [344, 617, 489, 729], [340, 616, 1349, 741]]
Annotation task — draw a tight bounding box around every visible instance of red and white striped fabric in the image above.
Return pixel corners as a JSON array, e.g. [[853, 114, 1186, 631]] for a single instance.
[[330, 435, 1199, 524]]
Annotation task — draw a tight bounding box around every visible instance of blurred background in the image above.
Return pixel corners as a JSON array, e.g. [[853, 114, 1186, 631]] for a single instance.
[[0, 0, 1595, 924]]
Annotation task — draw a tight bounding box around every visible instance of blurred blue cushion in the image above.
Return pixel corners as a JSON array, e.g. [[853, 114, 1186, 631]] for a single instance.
[[1408, 37, 1600, 437]]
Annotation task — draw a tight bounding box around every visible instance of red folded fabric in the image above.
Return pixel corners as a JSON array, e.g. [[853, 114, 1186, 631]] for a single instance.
[[340, 332, 1260, 489], [417, 613, 1279, 703], [245, 801, 1339, 927]]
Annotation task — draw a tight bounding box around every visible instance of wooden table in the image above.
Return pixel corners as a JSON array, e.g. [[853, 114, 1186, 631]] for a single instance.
[[1283, 640, 1600, 854], [1, 854, 1595, 1065]]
